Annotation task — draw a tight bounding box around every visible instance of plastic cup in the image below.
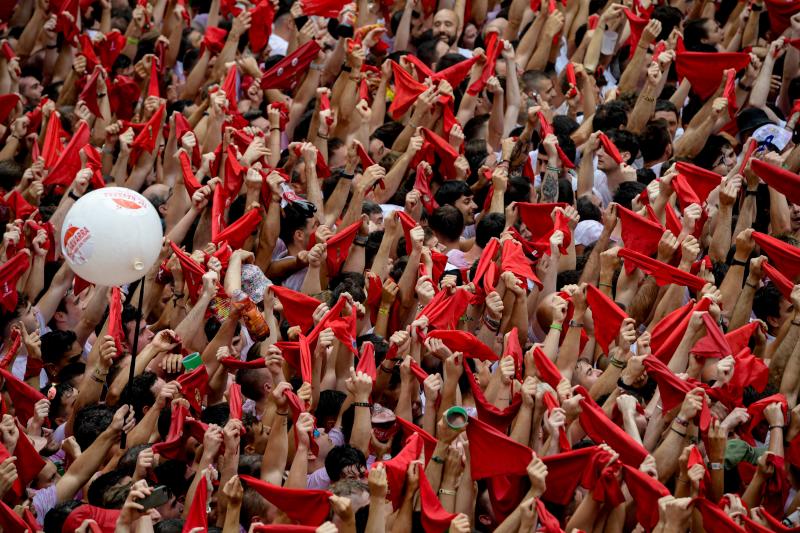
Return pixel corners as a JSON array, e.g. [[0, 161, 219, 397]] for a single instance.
[[444, 406, 468, 430], [182, 352, 202, 372]]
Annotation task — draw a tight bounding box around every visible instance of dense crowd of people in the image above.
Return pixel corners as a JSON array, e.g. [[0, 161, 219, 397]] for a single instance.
[[4, 0, 800, 530]]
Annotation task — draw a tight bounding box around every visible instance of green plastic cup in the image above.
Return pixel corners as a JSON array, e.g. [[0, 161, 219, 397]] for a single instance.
[[444, 406, 468, 430], [182, 352, 202, 372]]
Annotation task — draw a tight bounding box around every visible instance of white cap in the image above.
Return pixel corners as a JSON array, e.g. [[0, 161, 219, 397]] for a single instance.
[[574, 220, 604, 247]]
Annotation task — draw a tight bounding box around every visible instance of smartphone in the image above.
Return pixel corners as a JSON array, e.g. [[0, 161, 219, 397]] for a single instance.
[[139, 486, 170, 510]]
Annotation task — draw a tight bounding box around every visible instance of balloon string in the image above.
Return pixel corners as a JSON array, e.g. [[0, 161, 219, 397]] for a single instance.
[[120, 277, 145, 449]]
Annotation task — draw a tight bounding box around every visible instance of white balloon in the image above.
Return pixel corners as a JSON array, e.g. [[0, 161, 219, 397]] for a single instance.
[[61, 187, 163, 286]]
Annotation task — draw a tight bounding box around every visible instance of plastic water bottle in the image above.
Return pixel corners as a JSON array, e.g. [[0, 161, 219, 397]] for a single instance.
[[232, 290, 270, 341]]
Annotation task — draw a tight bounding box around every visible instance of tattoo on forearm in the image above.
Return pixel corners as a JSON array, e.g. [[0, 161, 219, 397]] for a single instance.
[[540, 169, 559, 202]]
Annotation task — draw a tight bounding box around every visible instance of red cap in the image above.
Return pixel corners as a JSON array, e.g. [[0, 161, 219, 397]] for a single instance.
[[675, 50, 750, 99], [240, 475, 333, 526], [376, 433, 422, 509], [0, 252, 30, 314], [617, 205, 664, 262], [751, 158, 800, 206], [212, 208, 263, 250], [42, 121, 90, 187], [753, 231, 800, 280], [467, 32, 501, 96], [356, 341, 376, 381], [261, 41, 323, 91], [175, 365, 209, 413], [426, 330, 498, 361], [325, 221, 361, 277], [270, 285, 321, 332], [249, 0, 275, 53], [672, 162, 722, 209], [107, 287, 124, 355], [463, 362, 522, 431], [585, 284, 628, 353], [617, 248, 707, 291], [388, 61, 428, 119], [183, 473, 208, 532]]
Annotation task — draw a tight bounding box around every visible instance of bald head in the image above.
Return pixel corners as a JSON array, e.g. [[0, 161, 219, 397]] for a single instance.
[[433, 9, 459, 47]]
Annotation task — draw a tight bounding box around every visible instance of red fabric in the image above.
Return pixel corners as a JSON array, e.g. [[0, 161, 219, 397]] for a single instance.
[[395, 416, 437, 463], [726, 322, 759, 354], [675, 51, 751, 99], [79, 68, 103, 119], [377, 432, 422, 509], [463, 363, 522, 431], [501, 238, 542, 290], [408, 358, 429, 383], [691, 312, 732, 359], [240, 475, 332, 526], [535, 499, 563, 533], [270, 286, 320, 332], [598, 132, 624, 164], [175, 366, 209, 413], [585, 284, 628, 353], [651, 298, 710, 362], [540, 447, 606, 505], [356, 341, 377, 381], [471, 238, 500, 295], [0, 498, 30, 532], [578, 392, 648, 466], [413, 162, 438, 215], [643, 356, 711, 430], [298, 334, 312, 383], [43, 121, 90, 187], [219, 356, 266, 369], [723, 69, 738, 117], [426, 330, 498, 361], [325, 221, 361, 277], [465, 415, 534, 479], [0, 331, 21, 370], [178, 151, 202, 197], [505, 327, 524, 381], [147, 56, 160, 99], [763, 261, 794, 300], [0, 252, 29, 314], [260, 41, 322, 90], [300, 0, 347, 17], [419, 469, 457, 532], [249, 0, 275, 53], [228, 382, 243, 420], [762, 454, 790, 517], [223, 145, 244, 199], [624, 8, 649, 56], [389, 61, 428, 119], [2, 191, 35, 221], [542, 392, 570, 450], [41, 112, 64, 167], [467, 31, 501, 96], [537, 113, 576, 169], [107, 287, 124, 355], [415, 288, 473, 331], [516, 202, 567, 242], [752, 158, 800, 206], [251, 526, 317, 532], [617, 205, 664, 262], [532, 345, 562, 389], [283, 390, 319, 456], [695, 497, 747, 533], [108, 75, 140, 121], [753, 231, 800, 280], [212, 208, 262, 250], [743, 394, 788, 445], [688, 445, 709, 493], [129, 104, 166, 165], [62, 505, 120, 533], [182, 474, 208, 532], [765, 0, 800, 36], [174, 113, 200, 167], [96, 30, 127, 71], [169, 242, 210, 302], [565, 62, 578, 97], [396, 210, 419, 255], [201, 27, 228, 56], [151, 404, 189, 460], [0, 94, 18, 125], [621, 465, 670, 530], [672, 162, 723, 209], [420, 127, 459, 180], [617, 248, 707, 291]]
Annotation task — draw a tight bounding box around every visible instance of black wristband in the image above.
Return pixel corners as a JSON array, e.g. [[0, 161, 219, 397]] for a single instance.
[[745, 189, 758, 196], [341, 64, 352, 73], [68, 191, 82, 201], [294, 15, 309, 28], [353, 235, 368, 246], [731, 258, 748, 267], [336, 23, 354, 39]]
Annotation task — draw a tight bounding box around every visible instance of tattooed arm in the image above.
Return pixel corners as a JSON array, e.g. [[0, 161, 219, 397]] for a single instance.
[[539, 134, 561, 203]]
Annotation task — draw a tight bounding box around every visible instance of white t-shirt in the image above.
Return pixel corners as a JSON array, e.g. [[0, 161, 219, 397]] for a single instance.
[[269, 34, 288, 56]]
